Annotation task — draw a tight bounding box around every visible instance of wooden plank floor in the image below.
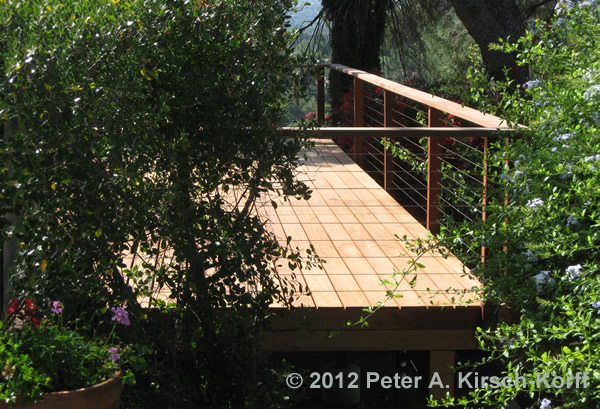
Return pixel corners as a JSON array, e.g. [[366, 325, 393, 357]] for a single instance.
[[260, 139, 480, 310]]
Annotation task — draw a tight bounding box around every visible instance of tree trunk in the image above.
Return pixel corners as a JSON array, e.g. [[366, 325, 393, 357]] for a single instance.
[[323, 0, 391, 119], [449, 0, 527, 82]]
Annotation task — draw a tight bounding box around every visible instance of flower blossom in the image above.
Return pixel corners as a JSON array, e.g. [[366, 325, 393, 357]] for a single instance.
[[51, 301, 62, 315], [566, 264, 583, 281], [583, 84, 600, 101], [111, 307, 131, 326], [107, 347, 120, 362], [591, 301, 600, 314], [523, 80, 541, 90], [523, 250, 538, 262], [527, 198, 545, 210], [553, 132, 573, 142], [534, 271, 554, 293], [566, 216, 579, 226], [540, 398, 552, 409]]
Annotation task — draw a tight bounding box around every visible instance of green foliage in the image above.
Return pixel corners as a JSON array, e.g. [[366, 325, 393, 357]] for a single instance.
[[0, 299, 139, 407], [1, 0, 313, 407], [382, 6, 474, 85], [429, 1, 600, 408]]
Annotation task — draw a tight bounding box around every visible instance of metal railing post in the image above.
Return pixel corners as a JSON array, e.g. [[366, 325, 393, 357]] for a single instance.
[[384, 90, 395, 191], [353, 77, 364, 166], [427, 108, 443, 234], [317, 66, 325, 125]]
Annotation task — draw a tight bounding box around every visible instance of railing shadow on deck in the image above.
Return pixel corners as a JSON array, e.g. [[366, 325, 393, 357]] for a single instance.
[[281, 63, 524, 265]]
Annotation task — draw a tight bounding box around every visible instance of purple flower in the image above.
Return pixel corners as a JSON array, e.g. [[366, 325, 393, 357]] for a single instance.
[[540, 398, 552, 409], [111, 307, 131, 326], [592, 302, 600, 314], [51, 301, 63, 315], [107, 347, 120, 362]]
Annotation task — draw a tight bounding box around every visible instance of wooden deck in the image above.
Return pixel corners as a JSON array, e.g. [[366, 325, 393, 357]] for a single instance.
[[262, 139, 480, 310], [263, 139, 483, 356], [128, 137, 484, 357]]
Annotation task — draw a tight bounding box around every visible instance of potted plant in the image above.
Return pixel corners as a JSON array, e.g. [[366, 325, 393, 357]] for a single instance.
[[0, 299, 138, 409]]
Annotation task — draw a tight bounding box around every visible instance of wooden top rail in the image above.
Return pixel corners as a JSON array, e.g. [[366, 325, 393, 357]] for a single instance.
[[328, 64, 511, 129], [278, 126, 515, 139]]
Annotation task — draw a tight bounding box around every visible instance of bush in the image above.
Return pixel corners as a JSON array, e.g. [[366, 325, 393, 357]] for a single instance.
[[432, 1, 600, 408], [1, 0, 312, 407]]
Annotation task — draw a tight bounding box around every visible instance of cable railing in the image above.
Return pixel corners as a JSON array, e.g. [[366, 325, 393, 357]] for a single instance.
[[282, 63, 521, 262]]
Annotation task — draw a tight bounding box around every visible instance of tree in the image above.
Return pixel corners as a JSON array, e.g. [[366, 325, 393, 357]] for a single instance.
[[0, 0, 311, 406], [322, 0, 391, 72], [449, 0, 527, 82], [315, 0, 562, 85]]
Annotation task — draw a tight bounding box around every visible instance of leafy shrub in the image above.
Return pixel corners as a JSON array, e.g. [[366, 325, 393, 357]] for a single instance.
[[431, 1, 600, 408], [1, 0, 312, 407]]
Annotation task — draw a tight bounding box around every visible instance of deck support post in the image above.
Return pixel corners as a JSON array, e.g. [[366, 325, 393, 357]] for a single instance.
[[331, 69, 342, 126], [429, 350, 455, 401], [317, 66, 325, 125], [427, 108, 443, 234], [384, 90, 395, 191], [353, 77, 364, 167]]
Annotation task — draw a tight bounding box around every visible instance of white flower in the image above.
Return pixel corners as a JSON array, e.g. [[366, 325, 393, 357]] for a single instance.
[[527, 198, 545, 210], [534, 271, 554, 293], [566, 264, 583, 281], [555, 0, 574, 14], [553, 133, 573, 142], [523, 250, 538, 262], [566, 216, 579, 226], [551, 147, 558, 153], [583, 84, 600, 101], [514, 170, 525, 178], [523, 79, 541, 90]]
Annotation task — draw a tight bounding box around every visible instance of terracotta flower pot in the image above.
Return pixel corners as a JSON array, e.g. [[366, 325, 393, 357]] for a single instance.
[[0, 372, 124, 409]]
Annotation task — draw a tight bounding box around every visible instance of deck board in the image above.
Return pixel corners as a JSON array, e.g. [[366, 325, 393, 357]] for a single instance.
[[267, 139, 480, 310]]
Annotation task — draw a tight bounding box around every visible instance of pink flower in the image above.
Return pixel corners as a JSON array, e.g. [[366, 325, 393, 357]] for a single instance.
[[111, 307, 131, 326], [51, 301, 62, 315], [107, 347, 120, 362]]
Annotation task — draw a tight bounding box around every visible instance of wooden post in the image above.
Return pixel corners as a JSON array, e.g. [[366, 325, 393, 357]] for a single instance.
[[331, 69, 342, 125], [317, 66, 325, 125], [427, 108, 444, 234], [429, 350, 455, 401], [353, 77, 364, 167], [481, 136, 488, 264], [384, 90, 395, 191]]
